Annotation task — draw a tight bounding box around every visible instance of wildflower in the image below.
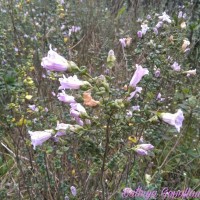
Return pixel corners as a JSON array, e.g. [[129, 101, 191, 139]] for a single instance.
[[70, 186, 77, 196], [41, 45, 69, 72], [153, 27, 158, 35], [146, 14, 151, 19], [69, 26, 81, 36], [180, 21, 186, 29], [156, 93, 165, 102], [28, 130, 53, 150], [132, 105, 140, 111], [59, 75, 90, 90], [178, 11, 183, 18], [154, 68, 160, 77], [171, 62, 181, 71], [137, 144, 154, 151], [135, 144, 154, 156], [129, 64, 149, 87], [127, 87, 142, 101], [137, 30, 143, 38], [182, 39, 190, 52], [158, 12, 171, 23], [107, 50, 116, 62], [119, 38, 126, 48], [155, 21, 163, 29], [122, 188, 134, 198], [57, 90, 76, 103], [183, 69, 196, 76], [141, 24, 149, 34], [52, 91, 56, 96], [126, 110, 132, 117], [28, 104, 38, 112], [160, 109, 184, 132]]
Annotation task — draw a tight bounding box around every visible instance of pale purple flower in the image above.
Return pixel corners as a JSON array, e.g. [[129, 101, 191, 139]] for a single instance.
[[56, 122, 73, 131], [154, 68, 160, 77], [153, 27, 158, 35], [70, 103, 87, 114], [155, 21, 163, 29], [41, 45, 69, 72], [69, 26, 81, 36], [85, 119, 91, 125], [171, 62, 181, 71], [137, 30, 143, 38], [28, 104, 38, 112], [135, 148, 148, 156], [135, 143, 154, 156], [160, 109, 184, 132], [147, 14, 151, 19], [178, 11, 183, 18], [156, 93, 165, 102], [70, 103, 87, 126], [75, 117, 84, 126], [158, 12, 171, 23], [59, 75, 90, 90], [52, 91, 56, 96], [137, 144, 154, 151], [55, 122, 79, 136], [122, 188, 134, 198], [127, 87, 142, 101], [183, 13, 187, 19], [57, 90, 76, 103], [64, 195, 69, 200], [70, 186, 77, 196], [14, 47, 19, 52], [132, 105, 140, 111], [141, 24, 149, 35], [28, 130, 53, 150], [119, 38, 126, 48], [45, 107, 48, 112], [129, 64, 149, 87], [126, 110, 132, 117]]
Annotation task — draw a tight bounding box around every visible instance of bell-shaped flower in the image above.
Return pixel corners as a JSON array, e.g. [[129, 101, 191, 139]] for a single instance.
[[119, 38, 126, 48], [132, 105, 140, 111], [127, 87, 142, 101], [158, 12, 171, 23], [70, 103, 88, 126], [137, 144, 154, 151], [59, 75, 90, 90], [28, 104, 38, 112], [182, 39, 190, 52], [57, 90, 76, 103], [129, 64, 149, 88], [171, 62, 181, 71], [160, 109, 184, 132], [137, 30, 143, 38], [156, 93, 165, 102], [28, 130, 53, 150], [141, 24, 149, 35], [41, 45, 69, 72], [70, 186, 77, 196], [155, 21, 163, 29], [183, 69, 196, 76], [135, 143, 154, 156]]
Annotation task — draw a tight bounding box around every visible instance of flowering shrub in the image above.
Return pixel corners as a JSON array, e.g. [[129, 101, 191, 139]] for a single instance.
[[0, 0, 199, 200]]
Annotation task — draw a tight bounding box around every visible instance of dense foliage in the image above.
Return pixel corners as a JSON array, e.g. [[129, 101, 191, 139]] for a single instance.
[[0, 0, 199, 199]]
